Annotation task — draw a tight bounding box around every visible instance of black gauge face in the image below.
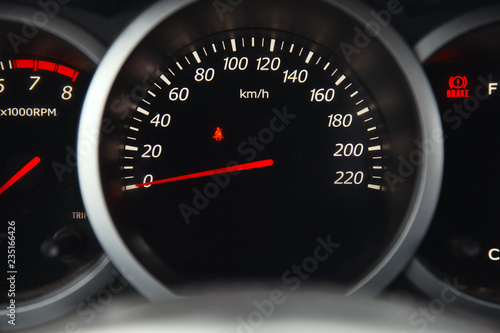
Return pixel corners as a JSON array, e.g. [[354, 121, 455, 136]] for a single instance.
[[419, 54, 500, 303], [111, 30, 388, 286], [0, 57, 101, 302], [0, 16, 106, 317], [81, 0, 441, 299], [99, 28, 418, 293]]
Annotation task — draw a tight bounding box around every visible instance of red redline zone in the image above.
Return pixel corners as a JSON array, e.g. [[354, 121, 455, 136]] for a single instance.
[[0, 156, 41, 195], [13, 59, 79, 82], [135, 159, 274, 188]]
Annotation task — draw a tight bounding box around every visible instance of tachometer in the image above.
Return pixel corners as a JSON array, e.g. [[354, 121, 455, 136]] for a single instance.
[[79, 0, 442, 300], [0, 5, 110, 330]]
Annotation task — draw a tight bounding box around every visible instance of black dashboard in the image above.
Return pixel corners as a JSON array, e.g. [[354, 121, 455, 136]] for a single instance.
[[1, 0, 500, 331]]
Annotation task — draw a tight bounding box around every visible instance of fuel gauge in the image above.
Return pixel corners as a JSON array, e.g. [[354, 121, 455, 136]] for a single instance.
[[408, 4, 500, 313]]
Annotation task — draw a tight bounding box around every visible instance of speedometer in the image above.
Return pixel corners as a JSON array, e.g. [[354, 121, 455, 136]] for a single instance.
[[79, 0, 443, 300], [115, 29, 386, 287], [122, 30, 384, 197]]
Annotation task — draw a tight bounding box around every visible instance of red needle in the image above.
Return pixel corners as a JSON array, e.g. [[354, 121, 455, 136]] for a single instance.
[[0, 156, 41, 195], [136, 159, 274, 188]]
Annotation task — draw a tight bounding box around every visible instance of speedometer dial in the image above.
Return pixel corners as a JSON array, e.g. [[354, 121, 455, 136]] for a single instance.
[[79, 0, 443, 300], [116, 30, 386, 287], [123, 31, 384, 196]]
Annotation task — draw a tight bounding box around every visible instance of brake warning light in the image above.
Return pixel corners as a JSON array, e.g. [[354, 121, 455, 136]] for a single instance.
[[447, 76, 469, 98]]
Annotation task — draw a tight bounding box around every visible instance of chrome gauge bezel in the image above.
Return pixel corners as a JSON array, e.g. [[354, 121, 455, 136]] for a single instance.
[[0, 4, 111, 331], [78, 0, 443, 301], [407, 4, 500, 314]]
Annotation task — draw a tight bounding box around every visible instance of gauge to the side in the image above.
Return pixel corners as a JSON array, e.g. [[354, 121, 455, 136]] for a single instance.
[[407, 4, 500, 314], [0, 5, 110, 331], [78, 0, 442, 301]]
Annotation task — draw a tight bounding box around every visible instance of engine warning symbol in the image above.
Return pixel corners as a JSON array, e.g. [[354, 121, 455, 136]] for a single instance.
[[213, 127, 224, 141]]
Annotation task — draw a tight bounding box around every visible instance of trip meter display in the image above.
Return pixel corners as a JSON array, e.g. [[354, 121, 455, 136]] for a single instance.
[[79, 0, 442, 300]]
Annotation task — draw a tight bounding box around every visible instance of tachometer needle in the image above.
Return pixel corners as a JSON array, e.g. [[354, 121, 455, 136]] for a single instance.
[[135, 159, 274, 188], [0, 156, 41, 195]]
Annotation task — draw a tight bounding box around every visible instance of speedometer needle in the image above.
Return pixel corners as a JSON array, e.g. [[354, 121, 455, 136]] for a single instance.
[[135, 159, 274, 188], [0, 156, 41, 195]]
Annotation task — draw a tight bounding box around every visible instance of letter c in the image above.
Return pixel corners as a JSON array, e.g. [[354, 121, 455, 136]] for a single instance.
[[488, 248, 500, 261]]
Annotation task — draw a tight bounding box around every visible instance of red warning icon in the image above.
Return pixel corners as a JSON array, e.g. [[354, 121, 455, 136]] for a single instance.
[[449, 76, 467, 89], [213, 127, 224, 141], [447, 76, 469, 98]]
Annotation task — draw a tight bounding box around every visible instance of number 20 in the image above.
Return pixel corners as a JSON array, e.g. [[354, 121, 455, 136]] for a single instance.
[[142, 144, 162, 158]]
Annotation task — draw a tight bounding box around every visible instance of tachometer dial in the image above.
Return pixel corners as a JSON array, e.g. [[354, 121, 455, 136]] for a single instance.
[[0, 57, 99, 297], [0, 6, 110, 330], [79, 0, 442, 300]]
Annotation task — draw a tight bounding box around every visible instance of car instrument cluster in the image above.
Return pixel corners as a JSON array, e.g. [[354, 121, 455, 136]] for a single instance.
[[0, 0, 499, 331]]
